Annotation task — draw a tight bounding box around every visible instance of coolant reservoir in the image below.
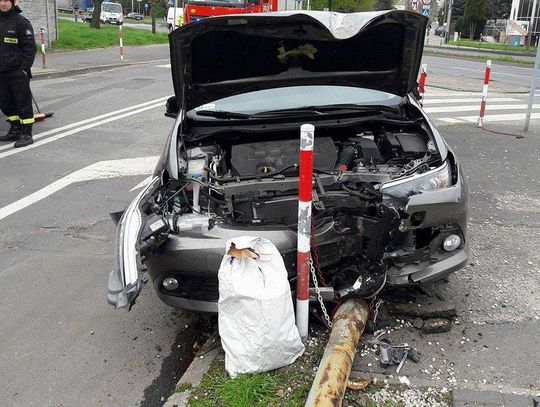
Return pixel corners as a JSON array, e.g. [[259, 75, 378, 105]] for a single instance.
[[187, 159, 206, 178], [187, 159, 206, 213]]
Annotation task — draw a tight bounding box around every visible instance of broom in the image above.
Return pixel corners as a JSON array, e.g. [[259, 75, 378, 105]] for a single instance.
[[32, 93, 54, 122]]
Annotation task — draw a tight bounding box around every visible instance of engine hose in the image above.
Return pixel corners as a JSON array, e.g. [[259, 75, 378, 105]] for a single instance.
[[335, 146, 357, 171], [199, 189, 228, 206]]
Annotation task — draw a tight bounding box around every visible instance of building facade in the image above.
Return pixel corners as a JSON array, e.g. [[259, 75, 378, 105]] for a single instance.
[[20, 0, 58, 47], [510, 0, 540, 36]]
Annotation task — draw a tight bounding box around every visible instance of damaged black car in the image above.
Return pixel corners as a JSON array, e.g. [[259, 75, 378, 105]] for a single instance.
[[107, 10, 468, 312]]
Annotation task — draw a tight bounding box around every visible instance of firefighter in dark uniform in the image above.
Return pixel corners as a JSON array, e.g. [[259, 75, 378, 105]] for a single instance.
[[0, 0, 36, 148]]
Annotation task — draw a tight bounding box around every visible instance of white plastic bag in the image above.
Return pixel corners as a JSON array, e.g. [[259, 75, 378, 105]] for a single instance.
[[218, 236, 305, 378]]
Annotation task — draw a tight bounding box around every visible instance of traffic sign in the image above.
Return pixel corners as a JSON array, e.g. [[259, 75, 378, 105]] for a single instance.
[[411, 0, 419, 11], [421, 5, 430, 15], [422, 0, 431, 5]]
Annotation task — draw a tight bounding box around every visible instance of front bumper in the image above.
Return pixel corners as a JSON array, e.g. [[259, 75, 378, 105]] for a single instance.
[[386, 245, 468, 285]]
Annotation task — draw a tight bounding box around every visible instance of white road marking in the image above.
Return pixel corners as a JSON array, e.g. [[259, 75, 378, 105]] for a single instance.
[[425, 91, 483, 97], [438, 118, 465, 124], [0, 156, 159, 221], [156, 64, 171, 68], [424, 103, 540, 113], [437, 112, 540, 124], [130, 175, 153, 191], [0, 102, 166, 159], [422, 97, 519, 104], [0, 96, 170, 153], [459, 112, 540, 123]]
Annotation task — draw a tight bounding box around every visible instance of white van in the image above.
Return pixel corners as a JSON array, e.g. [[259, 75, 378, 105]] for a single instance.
[[167, 7, 184, 30], [101, 2, 123, 25]]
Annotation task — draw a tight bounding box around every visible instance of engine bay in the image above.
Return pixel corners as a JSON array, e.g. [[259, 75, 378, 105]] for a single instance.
[[137, 120, 444, 299]]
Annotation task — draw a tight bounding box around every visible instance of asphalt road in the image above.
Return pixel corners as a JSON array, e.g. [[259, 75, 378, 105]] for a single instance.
[[0, 64, 200, 407], [422, 54, 538, 90], [0, 53, 538, 406]]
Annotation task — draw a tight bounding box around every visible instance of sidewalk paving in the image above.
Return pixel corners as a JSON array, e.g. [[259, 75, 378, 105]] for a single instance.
[[32, 43, 170, 80]]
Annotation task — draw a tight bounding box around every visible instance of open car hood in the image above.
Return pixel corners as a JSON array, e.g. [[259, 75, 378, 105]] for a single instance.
[[169, 10, 428, 112]]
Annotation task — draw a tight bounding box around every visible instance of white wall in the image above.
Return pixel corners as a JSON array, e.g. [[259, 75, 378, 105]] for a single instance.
[[20, 0, 58, 47]]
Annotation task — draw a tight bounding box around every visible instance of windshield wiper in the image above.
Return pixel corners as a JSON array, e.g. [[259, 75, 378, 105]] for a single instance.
[[195, 104, 400, 120], [251, 108, 325, 117], [251, 104, 400, 117], [302, 104, 401, 114], [195, 110, 251, 119]]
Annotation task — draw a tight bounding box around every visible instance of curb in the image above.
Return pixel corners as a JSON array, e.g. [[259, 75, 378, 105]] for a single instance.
[[425, 44, 536, 58], [32, 58, 170, 80], [163, 335, 221, 407]]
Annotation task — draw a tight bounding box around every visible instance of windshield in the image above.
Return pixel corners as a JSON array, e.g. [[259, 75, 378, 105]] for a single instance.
[[102, 3, 122, 13], [190, 86, 402, 116]]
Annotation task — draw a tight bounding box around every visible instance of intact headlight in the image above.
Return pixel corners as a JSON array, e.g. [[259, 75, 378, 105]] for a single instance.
[[381, 161, 451, 199]]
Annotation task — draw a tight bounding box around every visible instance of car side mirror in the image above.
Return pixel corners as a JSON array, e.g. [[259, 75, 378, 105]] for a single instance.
[[165, 96, 179, 118]]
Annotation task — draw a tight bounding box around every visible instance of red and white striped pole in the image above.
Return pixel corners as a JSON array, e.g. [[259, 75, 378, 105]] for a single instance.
[[119, 25, 124, 61], [296, 123, 314, 340], [40, 28, 46, 69], [478, 59, 491, 127], [418, 63, 427, 104]]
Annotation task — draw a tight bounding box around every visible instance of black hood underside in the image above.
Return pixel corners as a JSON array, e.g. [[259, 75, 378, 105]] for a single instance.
[[169, 10, 428, 112]]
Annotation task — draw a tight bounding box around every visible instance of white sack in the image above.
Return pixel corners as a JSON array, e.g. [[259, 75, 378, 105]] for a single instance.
[[218, 236, 305, 378]]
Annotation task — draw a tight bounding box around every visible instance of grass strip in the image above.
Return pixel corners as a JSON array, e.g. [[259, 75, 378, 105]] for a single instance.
[[423, 49, 534, 65], [51, 19, 168, 50], [188, 333, 328, 407], [448, 39, 536, 54]]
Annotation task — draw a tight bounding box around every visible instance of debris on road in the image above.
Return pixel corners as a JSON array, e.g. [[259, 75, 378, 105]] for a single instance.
[[422, 318, 453, 334], [347, 375, 371, 391], [369, 337, 420, 373]]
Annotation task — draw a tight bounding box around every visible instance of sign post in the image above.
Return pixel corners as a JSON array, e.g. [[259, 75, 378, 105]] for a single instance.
[[524, 47, 540, 131], [296, 123, 314, 341]]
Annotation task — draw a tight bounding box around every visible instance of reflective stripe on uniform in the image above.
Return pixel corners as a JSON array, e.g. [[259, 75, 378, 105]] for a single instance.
[[20, 117, 35, 124], [7, 115, 20, 122]]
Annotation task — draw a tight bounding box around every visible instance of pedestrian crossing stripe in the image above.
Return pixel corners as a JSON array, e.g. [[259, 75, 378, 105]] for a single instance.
[[438, 112, 540, 124], [422, 97, 519, 105], [424, 104, 540, 114]]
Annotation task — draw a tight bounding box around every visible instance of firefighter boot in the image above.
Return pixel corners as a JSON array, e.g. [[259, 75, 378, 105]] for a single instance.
[[14, 123, 34, 148], [0, 121, 22, 142]]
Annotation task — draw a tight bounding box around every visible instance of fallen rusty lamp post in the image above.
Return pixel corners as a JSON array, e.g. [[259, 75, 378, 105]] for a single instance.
[[305, 299, 370, 407]]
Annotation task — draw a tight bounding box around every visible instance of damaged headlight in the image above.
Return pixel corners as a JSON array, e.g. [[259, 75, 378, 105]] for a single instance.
[[380, 161, 451, 199]]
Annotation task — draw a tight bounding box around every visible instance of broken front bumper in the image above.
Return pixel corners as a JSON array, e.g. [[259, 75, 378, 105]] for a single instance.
[[386, 162, 469, 285]]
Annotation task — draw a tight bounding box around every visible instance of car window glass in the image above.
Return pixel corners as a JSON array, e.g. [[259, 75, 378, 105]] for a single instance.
[[192, 86, 400, 114]]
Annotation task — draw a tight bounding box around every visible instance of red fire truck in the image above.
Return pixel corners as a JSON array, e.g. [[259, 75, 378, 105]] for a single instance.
[[183, 0, 296, 24]]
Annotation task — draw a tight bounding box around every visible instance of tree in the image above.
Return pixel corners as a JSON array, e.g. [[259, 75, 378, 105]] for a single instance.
[[451, 0, 465, 21], [375, 0, 393, 10], [90, 0, 102, 29], [310, 0, 375, 12], [464, 0, 486, 39], [486, 0, 512, 20], [437, 7, 444, 25]]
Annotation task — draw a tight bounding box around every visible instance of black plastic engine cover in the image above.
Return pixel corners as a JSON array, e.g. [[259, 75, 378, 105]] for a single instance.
[[380, 132, 427, 160], [230, 137, 337, 176]]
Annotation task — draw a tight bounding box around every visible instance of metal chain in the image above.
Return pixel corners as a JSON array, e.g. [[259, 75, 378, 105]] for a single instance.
[[309, 256, 332, 328]]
